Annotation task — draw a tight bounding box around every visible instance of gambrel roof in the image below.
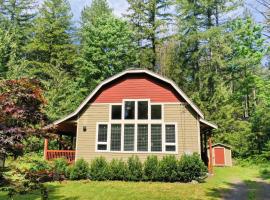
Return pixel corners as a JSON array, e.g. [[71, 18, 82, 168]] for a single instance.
[[54, 69, 216, 129]]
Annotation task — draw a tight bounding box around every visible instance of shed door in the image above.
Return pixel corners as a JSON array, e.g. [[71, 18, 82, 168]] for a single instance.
[[214, 148, 225, 165]]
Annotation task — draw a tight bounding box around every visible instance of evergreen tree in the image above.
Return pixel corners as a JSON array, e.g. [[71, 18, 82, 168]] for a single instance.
[[19, 0, 81, 120], [126, 0, 172, 70], [81, 0, 112, 26], [0, 0, 36, 77], [77, 14, 139, 95], [23, 0, 76, 75]]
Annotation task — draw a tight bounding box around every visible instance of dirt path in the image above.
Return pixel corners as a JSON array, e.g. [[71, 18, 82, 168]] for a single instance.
[[222, 178, 270, 200], [254, 178, 270, 200], [222, 180, 248, 200]]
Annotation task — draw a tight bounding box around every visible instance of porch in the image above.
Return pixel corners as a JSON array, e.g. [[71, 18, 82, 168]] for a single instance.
[[44, 119, 77, 163]]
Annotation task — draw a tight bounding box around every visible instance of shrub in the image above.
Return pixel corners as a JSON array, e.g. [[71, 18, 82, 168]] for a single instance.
[[143, 155, 159, 181], [109, 159, 128, 181], [53, 158, 68, 175], [127, 156, 143, 181], [158, 155, 178, 182], [89, 157, 110, 181], [178, 153, 207, 182], [69, 159, 89, 180], [29, 159, 52, 172]]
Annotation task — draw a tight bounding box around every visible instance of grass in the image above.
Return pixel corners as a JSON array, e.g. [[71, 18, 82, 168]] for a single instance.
[[0, 166, 263, 200]]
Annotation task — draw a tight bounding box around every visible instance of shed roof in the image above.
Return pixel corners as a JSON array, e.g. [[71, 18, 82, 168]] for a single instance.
[[209, 143, 231, 149]]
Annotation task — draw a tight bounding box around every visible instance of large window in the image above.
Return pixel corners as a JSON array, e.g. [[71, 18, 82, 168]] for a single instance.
[[97, 100, 177, 153], [151, 124, 162, 151], [137, 124, 148, 151], [110, 124, 121, 151], [124, 124, 135, 151], [97, 124, 108, 150]]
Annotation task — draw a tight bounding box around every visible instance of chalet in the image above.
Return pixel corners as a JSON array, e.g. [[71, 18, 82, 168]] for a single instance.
[[44, 69, 217, 170]]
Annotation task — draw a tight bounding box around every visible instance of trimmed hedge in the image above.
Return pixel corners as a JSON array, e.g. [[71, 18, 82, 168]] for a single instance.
[[178, 153, 207, 182], [29, 154, 207, 183], [68, 159, 89, 180], [89, 157, 110, 181], [143, 155, 159, 181], [110, 159, 128, 180]]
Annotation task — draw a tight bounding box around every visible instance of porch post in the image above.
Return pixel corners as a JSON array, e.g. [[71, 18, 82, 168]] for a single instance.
[[44, 138, 48, 160], [208, 136, 213, 174]]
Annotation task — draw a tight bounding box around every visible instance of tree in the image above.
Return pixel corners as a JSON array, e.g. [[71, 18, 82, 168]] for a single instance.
[[126, 0, 172, 70], [16, 0, 81, 121], [23, 0, 76, 75], [0, 0, 36, 77], [81, 0, 112, 26], [77, 14, 138, 95], [0, 79, 48, 158]]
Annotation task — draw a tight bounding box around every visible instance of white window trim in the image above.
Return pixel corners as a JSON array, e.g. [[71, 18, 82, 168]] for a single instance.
[[164, 123, 178, 153], [96, 100, 178, 154], [96, 122, 109, 152]]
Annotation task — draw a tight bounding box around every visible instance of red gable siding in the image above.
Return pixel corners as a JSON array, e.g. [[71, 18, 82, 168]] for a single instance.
[[91, 74, 184, 103]]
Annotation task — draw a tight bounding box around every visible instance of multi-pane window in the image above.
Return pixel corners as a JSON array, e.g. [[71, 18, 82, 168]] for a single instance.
[[151, 124, 162, 152], [97, 124, 108, 150], [165, 124, 176, 152], [124, 124, 135, 151], [97, 100, 177, 153], [124, 101, 135, 119], [151, 105, 162, 119], [138, 101, 148, 119], [111, 105, 121, 119], [110, 124, 121, 151], [137, 124, 148, 151]]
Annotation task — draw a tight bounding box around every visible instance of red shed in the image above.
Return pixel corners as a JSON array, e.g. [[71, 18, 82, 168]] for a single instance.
[[208, 143, 232, 167]]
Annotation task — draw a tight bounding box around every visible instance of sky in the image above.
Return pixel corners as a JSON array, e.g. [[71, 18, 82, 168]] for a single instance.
[[68, 0, 267, 24]]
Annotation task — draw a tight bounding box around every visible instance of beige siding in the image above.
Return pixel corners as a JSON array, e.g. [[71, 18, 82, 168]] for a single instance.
[[76, 103, 200, 162], [164, 104, 200, 155], [225, 148, 232, 166]]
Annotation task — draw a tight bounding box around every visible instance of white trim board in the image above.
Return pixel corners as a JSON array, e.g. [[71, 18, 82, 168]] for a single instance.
[[53, 69, 205, 125]]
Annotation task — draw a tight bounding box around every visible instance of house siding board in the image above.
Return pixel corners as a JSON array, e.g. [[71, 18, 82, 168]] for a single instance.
[[76, 103, 200, 162], [91, 75, 184, 103], [164, 104, 199, 154]]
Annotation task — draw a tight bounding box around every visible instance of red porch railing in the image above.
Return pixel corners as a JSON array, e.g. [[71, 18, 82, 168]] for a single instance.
[[44, 139, 75, 163]]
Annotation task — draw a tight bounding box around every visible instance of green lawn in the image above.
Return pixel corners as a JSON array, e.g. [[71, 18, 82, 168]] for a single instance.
[[0, 166, 266, 200]]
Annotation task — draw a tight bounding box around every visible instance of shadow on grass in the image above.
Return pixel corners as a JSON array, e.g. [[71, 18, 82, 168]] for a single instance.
[[206, 179, 270, 200], [0, 183, 81, 200]]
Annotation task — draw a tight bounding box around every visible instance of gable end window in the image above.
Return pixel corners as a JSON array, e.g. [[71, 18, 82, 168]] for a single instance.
[[151, 105, 162, 119], [138, 101, 148, 119], [111, 105, 122, 119], [124, 101, 135, 119]]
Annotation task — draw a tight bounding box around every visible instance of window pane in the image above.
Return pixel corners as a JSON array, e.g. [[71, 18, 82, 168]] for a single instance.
[[137, 124, 148, 151], [98, 124, 107, 142], [165, 145, 176, 152], [124, 101, 135, 119], [138, 101, 148, 119], [151, 105, 161, 119], [124, 124, 135, 151], [111, 105, 121, 119], [151, 124, 162, 152], [111, 124, 121, 151], [165, 125, 176, 143], [98, 144, 107, 150]]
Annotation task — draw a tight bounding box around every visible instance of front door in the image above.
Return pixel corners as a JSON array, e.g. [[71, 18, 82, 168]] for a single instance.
[[214, 148, 225, 165]]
